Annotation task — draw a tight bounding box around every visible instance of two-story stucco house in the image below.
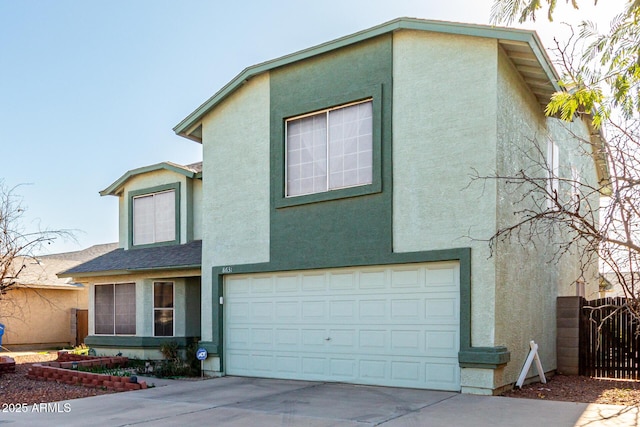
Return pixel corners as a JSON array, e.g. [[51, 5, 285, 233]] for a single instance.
[[63, 17, 606, 395], [171, 18, 604, 395], [60, 162, 202, 359]]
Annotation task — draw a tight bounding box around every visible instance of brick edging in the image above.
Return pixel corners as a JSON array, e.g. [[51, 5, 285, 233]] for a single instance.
[[26, 352, 147, 392], [0, 356, 16, 374]]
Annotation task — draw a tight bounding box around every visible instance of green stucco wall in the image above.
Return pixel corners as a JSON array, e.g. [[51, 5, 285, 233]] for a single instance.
[[269, 34, 393, 268], [185, 276, 202, 336]]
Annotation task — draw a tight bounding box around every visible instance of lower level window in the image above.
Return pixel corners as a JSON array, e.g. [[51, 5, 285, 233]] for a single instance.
[[95, 283, 136, 335], [154, 281, 174, 337]]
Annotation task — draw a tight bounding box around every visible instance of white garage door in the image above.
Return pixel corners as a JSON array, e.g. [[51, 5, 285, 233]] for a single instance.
[[224, 262, 460, 391]]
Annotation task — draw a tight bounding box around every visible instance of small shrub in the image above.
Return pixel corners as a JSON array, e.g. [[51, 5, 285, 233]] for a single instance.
[[142, 341, 201, 378], [70, 344, 90, 355], [78, 366, 132, 377]]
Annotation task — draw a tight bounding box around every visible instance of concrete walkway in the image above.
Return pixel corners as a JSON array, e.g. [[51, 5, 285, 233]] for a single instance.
[[1, 376, 638, 426]]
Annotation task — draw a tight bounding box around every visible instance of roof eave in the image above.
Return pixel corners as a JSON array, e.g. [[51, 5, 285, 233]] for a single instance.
[[173, 17, 561, 140], [100, 162, 198, 196], [58, 265, 202, 279], [12, 283, 85, 290]]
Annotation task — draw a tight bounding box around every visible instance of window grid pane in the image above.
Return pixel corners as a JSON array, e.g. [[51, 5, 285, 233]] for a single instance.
[[286, 100, 372, 197], [95, 284, 114, 334], [154, 282, 174, 337], [95, 283, 135, 335], [328, 101, 372, 190], [287, 112, 327, 196], [154, 310, 174, 337], [114, 283, 136, 335], [154, 191, 176, 243], [133, 190, 176, 245], [133, 196, 154, 245]]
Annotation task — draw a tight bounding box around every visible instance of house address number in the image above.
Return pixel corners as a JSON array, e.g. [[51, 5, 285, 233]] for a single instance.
[[222, 266, 233, 273]]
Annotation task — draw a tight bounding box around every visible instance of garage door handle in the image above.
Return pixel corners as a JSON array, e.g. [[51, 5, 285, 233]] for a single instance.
[[325, 337, 331, 341]]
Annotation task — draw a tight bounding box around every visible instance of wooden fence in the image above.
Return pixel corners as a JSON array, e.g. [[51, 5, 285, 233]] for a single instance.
[[579, 297, 640, 379]]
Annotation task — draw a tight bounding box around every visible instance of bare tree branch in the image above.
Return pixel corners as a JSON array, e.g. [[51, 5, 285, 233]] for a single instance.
[[0, 181, 73, 311]]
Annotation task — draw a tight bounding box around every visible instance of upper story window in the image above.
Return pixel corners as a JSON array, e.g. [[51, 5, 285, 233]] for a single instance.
[[546, 139, 559, 209], [133, 190, 176, 246], [286, 99, 373, 197]]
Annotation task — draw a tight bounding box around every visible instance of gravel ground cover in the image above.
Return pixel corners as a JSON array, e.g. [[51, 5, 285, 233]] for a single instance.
[[0, 353, 112, 406], [503, 374, 640, 406]]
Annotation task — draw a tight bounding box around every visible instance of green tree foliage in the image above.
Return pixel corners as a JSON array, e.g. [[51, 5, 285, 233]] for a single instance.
[[488, 1, 640, 313], [492, 0, 640, 125]]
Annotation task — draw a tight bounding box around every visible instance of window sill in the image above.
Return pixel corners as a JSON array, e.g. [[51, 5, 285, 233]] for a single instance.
[[275, 183, 381, 208]]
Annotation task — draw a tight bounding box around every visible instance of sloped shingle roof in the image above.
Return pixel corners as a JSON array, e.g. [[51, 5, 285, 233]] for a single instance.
[[13, 243, 118, 289], [58, 240, 202, 277]]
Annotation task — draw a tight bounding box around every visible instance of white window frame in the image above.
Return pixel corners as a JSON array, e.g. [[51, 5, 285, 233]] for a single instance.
[[285, 99, 373, 197], [94, 282, 136, 336], [153, 281, 175, 337], [546, 139, 560, 209], [570, 166, 581, 210], [132, 189, 176, 246]]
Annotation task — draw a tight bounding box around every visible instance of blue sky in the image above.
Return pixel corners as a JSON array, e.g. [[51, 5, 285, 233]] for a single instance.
[[0, 0, 624, 254]]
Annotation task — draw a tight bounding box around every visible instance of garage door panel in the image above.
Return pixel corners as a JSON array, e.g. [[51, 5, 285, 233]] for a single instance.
[[329, 272, 356, 290], [391, 299, 420, 318], [276, 356, 299, 374], [359, 299, 387, 319], [227, 327, 250, 348], [425, 329, 459, 357], [302, 329, 326, 346], [391, 361, 421, 382], [330, 300, 355, 318], [359, 330, 386, 349], [390, 330, 421, 352], [275, 275, 298, 292], [302, 300, 325, 319], [302, 274, 325, 291], [275, 301, 298, 319], [360, 359, 386, 379], [252, 301, 273, 319], [426, 361, 460, 389], [276, 329, 299, 346], [302, 357, 325, 375], [391, 268, 421, 288], [425, 296, 457, 315], [224, 262, 460, 391], [252, 328, 273, 348], [358, 270, 386, 289]]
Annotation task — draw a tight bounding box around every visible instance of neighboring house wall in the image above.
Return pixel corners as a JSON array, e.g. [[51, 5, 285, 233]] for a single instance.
[[0, 288, 87, 349]]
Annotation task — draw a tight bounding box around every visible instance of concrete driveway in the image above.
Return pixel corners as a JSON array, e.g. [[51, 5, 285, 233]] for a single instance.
[[1, 376, 638, 426]]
